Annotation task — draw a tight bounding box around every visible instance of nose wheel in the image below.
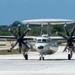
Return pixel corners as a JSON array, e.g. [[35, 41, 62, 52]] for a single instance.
[[39, 54, 44, 60], [39, 57, 44, 60]]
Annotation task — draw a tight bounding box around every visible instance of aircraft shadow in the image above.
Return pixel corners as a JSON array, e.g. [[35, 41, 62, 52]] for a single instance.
[[0, 58, 75, 61]]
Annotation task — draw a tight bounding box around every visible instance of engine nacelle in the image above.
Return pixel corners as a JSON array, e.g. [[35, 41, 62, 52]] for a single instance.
[[21, 41, 32, 53]]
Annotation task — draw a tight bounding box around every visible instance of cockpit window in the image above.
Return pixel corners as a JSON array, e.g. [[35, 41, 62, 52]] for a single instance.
[[42, 39, 46, 43], [47, 39, 50, 43], [37, 39, 41, 43], [37, 38, 50, 43]]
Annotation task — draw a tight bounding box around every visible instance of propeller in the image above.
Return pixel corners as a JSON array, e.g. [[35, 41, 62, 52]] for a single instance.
[[8, 23, 31, 53], [58, 25, 75, 52]]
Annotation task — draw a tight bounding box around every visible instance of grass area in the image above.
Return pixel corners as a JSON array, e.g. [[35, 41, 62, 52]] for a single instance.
[[0, 49, 19, 55], [0, 49, 36, 55], [0, 44, 6, 46]]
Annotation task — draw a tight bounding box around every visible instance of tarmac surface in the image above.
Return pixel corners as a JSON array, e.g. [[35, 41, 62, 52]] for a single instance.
[[0, 46, 75, 75]]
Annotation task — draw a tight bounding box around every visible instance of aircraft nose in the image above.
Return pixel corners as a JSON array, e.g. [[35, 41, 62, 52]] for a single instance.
[[38, 46, 44, 49]]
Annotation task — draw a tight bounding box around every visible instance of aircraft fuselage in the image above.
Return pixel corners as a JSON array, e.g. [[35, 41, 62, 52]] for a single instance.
[[34, 37, 58, 55]]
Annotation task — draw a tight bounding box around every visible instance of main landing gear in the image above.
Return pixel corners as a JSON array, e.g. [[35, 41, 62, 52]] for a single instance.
[[23, 53, 28, 60], [68, 48, 73, 60], [68, 50, 73, 60], [23, 50, 28, 60]]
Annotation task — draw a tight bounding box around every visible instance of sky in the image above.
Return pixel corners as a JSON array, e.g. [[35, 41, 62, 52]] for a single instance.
[[0, 0, 75, 25]]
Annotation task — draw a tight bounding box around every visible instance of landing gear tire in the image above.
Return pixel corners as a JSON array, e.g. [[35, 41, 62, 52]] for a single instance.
[[24, 54, 28, 60], [39, 57, 44, 60], [68, 51, 73, 60], [68, 54, 71, 60], [43, 57, 44, 60]]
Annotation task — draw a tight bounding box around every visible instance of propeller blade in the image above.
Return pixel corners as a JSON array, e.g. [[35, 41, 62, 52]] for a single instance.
[[20, 28, 31, 39], [72, 36, 75, 39], [21, 41, 29, 49], [64, 25, 70, 37], [63, 45, 68, 52], [9, 41, 18, 51], [58, 32, 67, 40], [8, 28, 17, 39], [71, 26, 75, 37], [71, 36, 75, 43], [18, 24, 21, 37], [72, 39, 75, 42]]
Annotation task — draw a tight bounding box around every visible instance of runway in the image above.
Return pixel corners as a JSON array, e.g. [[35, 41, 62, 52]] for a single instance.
[[0, 46, 75, 75]]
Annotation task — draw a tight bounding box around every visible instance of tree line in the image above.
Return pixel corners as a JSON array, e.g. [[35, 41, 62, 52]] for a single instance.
[[0, 21, 74, 36]]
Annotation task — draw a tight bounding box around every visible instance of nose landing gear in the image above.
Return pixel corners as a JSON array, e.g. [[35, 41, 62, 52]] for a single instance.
[[39, 54, 44, 60]]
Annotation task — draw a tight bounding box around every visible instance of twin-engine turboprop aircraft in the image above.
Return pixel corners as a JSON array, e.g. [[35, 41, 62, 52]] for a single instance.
[[0, 19, 75, 60]]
